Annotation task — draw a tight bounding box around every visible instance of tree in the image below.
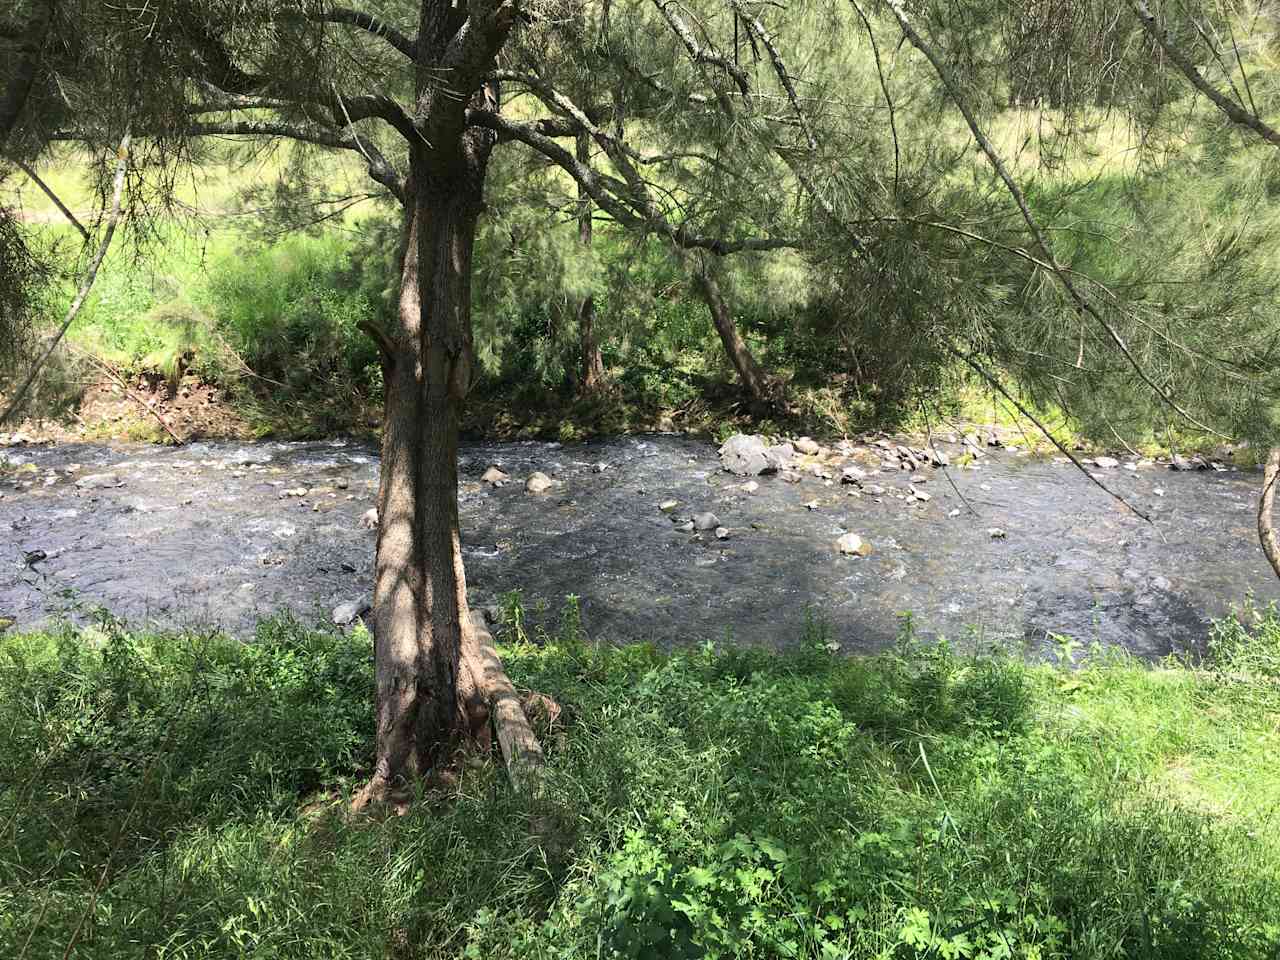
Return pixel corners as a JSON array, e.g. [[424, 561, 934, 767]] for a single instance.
[[0, 0, 855, 800]]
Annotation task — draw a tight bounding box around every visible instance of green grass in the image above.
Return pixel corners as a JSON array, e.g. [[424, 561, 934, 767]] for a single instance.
[[2, 605, 1278, 959]]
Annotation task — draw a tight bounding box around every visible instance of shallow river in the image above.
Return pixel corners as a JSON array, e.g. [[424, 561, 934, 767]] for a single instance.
[[1, 435, 1274, 658]]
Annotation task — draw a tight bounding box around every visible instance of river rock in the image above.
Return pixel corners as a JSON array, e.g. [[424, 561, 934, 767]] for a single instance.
[[75, 473, 122, 490], [525, 472, 554, 494], [693, 511, 720, 531], [360, 507, 379, 529], [715, 526, 730, 540], [676, 520, 695, 532], [836, 533, 872, 556], [283, 486, 308, 498], [741, 481, 759, 494], [718, 434, 794, 476], [794, 437, 820, 456], [482, 466, 510, 485], [332, 599, 371, 626], [841, 465, 867, 483], [1093, 456, 1120, 469], [659, 499, 679, 512], [988, 527, 1007, 539]]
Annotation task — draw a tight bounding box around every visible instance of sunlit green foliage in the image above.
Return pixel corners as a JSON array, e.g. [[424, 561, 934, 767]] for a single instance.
[[3, 609, 1278, 958]]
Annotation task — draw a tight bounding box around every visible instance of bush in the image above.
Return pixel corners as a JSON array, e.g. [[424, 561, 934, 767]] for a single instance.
[[209, 232, 380, 395]]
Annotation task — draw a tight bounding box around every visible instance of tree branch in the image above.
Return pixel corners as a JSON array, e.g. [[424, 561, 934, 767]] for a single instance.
[[312, 6, 418, 60], [725, 0, 816, 149], [654, 0, 750, 97], [2, 130, 131, 428], [951, 346, 1153, 523], [1129, 0, 1280, 145], [184, 119, 406, 202], [883, 0, 1229, 440], [15, 159, 90, 241], [468, 108, 797, 254]]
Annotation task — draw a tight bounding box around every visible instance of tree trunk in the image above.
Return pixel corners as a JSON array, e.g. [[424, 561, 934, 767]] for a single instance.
[[1259, 446, 1280, 580], [362, 165, 491, 799], [576, 134, 605, 394], [691, 262, 771, 403]]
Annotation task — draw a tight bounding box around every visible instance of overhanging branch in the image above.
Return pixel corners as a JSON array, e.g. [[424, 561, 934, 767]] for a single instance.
[[312, 6, 418, 60]]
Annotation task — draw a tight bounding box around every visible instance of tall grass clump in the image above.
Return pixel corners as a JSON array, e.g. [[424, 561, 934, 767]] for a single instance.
[[208, 233, 382, 400], [1, 610, 1277, 959]]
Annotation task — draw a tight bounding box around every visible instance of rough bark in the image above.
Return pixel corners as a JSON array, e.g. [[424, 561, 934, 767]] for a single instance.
[[1259, 447, 1280, 581], [575, 133, 605, 394], [352, 0, 523, 805], [362, 168, 493, 798], [691, 261, 771, 402]]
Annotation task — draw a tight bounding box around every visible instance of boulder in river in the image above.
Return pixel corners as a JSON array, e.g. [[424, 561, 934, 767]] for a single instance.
[[718, 434, 794, 476], [482, 466, 510, 485], [525, 472, 554, 494], [693, 511, 720, 531], [793, 437, 820, 456], [360, 507, 379, 529], [836, 533, 872, 556], [1093, 456, 1120, 469], [333, 599, 371, 626]]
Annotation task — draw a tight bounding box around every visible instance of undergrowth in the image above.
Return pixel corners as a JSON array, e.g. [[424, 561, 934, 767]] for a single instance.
[[1, 608, 1278, 958]]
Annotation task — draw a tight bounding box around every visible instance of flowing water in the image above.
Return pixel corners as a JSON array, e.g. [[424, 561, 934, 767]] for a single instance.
[[1, 434, 1273, 658]]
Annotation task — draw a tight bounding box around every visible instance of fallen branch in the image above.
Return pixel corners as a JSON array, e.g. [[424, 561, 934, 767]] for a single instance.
[[63, 343, 185, 445]]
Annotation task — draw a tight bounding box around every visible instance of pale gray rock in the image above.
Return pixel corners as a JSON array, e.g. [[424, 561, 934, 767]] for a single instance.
[[75, 473, 122, 490], [525, 472, 554, 494]]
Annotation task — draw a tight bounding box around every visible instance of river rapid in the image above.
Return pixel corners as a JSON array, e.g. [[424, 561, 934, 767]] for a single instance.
[[1, 434, 1274, 658]]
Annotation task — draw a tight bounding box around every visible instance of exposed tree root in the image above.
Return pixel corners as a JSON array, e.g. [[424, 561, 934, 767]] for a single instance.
[[351, 610, 545, 813]]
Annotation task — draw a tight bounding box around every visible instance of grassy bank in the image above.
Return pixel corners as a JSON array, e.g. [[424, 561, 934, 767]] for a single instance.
[[2, 605, 1278, 959]]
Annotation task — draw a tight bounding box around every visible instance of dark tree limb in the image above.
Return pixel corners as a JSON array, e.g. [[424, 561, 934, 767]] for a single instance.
[[15, 160, 90, 241], [1129, 0, 1280, 147], [468, 108, 795, 254], [312, 6, 418, 60], [1, 131, 131, 428]]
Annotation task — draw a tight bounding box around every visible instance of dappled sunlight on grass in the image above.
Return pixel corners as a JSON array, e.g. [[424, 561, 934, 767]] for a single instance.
[[2, 606, 1278, 957]]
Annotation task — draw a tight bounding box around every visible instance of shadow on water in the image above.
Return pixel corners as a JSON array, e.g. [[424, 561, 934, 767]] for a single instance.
[[1, 434, 1275, 658]]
